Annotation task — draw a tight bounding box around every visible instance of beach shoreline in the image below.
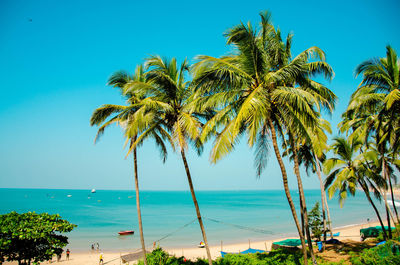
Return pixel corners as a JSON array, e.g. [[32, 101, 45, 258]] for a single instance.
[[3, 220, 382, 264]]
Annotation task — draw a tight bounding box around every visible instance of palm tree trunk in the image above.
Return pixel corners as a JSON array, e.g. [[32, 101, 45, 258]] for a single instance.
[[131, 137, 148, 265], [358, 180, 388, 240], [300, 199, 305, 236], [293, 148, 317, 264], [180, 149, 213, 265], [268, 120, 308, 265], [382, 160, 393, 239], [323, 194, 333, 238], [314, 154, 329, 244]]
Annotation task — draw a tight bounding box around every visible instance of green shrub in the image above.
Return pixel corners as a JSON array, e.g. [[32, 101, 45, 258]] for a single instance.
[[350, 240, 400, 265], [138, 247, 341, 265]]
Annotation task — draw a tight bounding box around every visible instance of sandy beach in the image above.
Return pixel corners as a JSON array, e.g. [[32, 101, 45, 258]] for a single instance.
[[4, 220, 382, 265]]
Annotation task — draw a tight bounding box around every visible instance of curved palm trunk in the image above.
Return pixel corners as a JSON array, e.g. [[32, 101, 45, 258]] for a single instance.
[[300, 199, 305, 236], [382, 160, 395, 239], [131, 137, 148, 265], [180, 149, 213, 265], [268, 120, 308, 265], [358, 180, 387, 240], [314, 154, 330, 243], [293, 148, 317, 264]]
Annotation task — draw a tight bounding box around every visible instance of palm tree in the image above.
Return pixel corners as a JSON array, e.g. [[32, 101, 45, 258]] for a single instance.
[[323, 137, 388, 240], [306, 120, 334, 243], [353, 45, 400, 222], [355, 45, 400, 132], [283, 119, 334, 251], [287, 134, 317, 260], [90, 66, 158, 265], [127, 56, 213, 265], [192, 11, 335, 264], [362, 139, 400, 230]]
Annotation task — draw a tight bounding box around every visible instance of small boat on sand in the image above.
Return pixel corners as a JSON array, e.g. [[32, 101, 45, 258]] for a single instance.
[[118, 230, 134, 235]]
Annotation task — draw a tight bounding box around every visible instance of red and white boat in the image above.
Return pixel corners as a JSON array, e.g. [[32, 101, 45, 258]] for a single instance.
[[118, 230, 134, 235]]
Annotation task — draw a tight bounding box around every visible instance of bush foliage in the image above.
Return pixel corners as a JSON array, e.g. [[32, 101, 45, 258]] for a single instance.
[[350, 240, 400, 265], [138, 247, 342, 265], [0, 211, 76, 265]]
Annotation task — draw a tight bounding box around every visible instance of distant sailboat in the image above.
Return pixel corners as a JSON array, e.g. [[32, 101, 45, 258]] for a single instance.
[[67, 195, 72, 197], [91, 189, 96, 193]]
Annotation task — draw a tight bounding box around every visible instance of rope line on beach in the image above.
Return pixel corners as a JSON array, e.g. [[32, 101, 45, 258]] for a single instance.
[[153, 218, 198, 243], [205, 217, 274, 235]]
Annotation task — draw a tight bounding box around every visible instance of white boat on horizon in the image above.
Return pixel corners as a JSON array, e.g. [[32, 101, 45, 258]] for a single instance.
[[91, 189, 96, 193]]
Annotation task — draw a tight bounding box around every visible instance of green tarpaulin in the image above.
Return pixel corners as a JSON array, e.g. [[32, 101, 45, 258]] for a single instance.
[[272, 239, 308, 249], [360, 226, 395, 239]]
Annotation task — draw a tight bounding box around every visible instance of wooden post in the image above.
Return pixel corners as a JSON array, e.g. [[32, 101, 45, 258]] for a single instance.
[[248, 239, 250, 249], [264, 242, 267, 251], [220, 240, 223, 252]]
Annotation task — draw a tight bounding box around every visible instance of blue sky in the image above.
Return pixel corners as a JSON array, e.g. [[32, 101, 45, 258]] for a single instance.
[[0, 0, 399, 190]]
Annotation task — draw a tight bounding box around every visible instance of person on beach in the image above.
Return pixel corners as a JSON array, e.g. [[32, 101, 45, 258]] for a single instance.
[[96, 242, 99, 251], [66, 249, 70, 260], [99, 253, 104, 265], [91, 244, 94, 251]]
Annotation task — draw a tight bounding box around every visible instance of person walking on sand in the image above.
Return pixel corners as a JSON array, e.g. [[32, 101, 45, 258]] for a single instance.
[[66, 249, 70, 260], [99, 253, 104, 265]]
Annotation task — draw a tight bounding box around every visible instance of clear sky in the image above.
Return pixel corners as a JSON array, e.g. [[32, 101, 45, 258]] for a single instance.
[[0, 0, 399, 191]]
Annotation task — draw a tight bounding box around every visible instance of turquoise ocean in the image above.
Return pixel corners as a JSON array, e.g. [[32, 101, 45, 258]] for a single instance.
[[0, 189, 383, 252]]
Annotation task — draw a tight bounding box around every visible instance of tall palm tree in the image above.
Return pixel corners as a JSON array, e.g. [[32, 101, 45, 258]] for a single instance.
[[127, 56, 213, 265], [352, 45, 400, 221], [192, 11, 335, 264], [306, 120, 334, 242], [287, 134, 317, 261], [283, 119, 334, 251], [323, 137, 388, 240], [90, 66, 161, 265], [362, 139, 400, 228]]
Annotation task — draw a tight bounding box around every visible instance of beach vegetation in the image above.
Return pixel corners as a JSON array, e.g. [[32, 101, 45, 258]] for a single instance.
[[349, 240, 400, 265], [307, 202, 327, 242], [0, 211, 76, 265], [139, 247, 346, 265]]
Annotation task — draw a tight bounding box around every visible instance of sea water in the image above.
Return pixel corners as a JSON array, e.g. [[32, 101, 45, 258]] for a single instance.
[[0, 189, 384, 251]]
